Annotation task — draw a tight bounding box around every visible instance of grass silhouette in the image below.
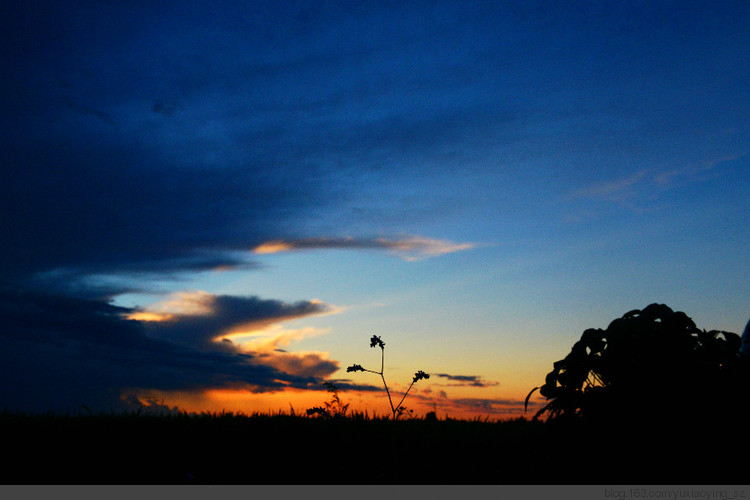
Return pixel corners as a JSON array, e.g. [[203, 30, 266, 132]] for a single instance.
[[2, 406, 746, 484], [0, 408, 558, 484], [2, 308, 747, 485]]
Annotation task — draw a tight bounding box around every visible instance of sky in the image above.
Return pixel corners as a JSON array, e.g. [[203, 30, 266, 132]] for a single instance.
[[2, 0, 750, 419]]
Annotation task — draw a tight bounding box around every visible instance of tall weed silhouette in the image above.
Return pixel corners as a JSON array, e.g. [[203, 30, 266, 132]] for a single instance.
[[347, 335, 429, 419]]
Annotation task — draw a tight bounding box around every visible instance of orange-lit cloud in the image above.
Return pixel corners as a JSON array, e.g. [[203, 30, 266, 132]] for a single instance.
[[253, 241, 295, 254], [131, 291, 218, 317], [126, 311, 174, 322], [251, 235, 474, 261], [221, 324, 337, 379], [133, 292, 332, 348], [135, 292, 344, 381], [221, 324, 327, 348], [254, 350, 337, 379]]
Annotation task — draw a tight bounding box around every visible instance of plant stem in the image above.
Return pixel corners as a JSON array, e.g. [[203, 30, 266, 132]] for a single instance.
[[394, 380, 416, 416], [376, 347, 397, 418], [381, 371, 396, 418]]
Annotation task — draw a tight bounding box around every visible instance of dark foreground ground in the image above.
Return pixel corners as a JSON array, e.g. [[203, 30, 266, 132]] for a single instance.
[[1, 411, 746, 484]]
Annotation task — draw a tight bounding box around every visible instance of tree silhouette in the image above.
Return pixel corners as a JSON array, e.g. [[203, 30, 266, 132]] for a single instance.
[[527, 303, 744, 425]]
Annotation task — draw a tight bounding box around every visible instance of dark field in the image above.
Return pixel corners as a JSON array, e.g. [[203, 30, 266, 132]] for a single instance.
[[1, 411, 745, 485]]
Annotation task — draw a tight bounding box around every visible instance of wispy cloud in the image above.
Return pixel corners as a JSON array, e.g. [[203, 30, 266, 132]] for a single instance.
[[654, 152, 748, 185], [252, 236, 474, 261], [432, 373, 499, 388], [449, 397, 529, 413], [59, 96, 116, 126], [567, 152, 748, 207], [388, 388, 529, 417], [567, 170, 648, 202]]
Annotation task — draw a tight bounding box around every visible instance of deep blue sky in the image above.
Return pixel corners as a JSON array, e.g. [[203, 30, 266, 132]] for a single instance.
[[2, 1, 749, 416]]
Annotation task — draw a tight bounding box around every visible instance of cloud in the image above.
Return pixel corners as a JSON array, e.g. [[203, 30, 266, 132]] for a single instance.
[[432, 373, 499, 388], [341, 385, 529, 417], [0, 287, 336, 413], [152, 99, 179, 117], [654, 152, 749, 186], [567, 170, 648, 202], [567, 153, 748, 207], [412, 389, 530, 415], [562, 153, 748, 223], [449, 397, 528, 413], [27, 255, 261, 300], [254, 351, 338, 380], [121, 394, 181, 416], [331, 373, 524, 417], [253, 236, 474, 261], [221, 324, 338, 379], [0, 1, 489, 288], [221, 324, 329, 349], [138, 292, 330, 348], [59, 96, 116, 126]]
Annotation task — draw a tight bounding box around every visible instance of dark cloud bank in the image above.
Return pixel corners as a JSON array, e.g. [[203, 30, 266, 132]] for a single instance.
[[0, 2, 384, 413], [0, 0, 493, 415], [0, 288, 340, 413]]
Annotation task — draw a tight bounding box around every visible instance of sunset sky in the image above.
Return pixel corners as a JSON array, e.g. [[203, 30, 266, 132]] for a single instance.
[[2, 1, 750, 419]]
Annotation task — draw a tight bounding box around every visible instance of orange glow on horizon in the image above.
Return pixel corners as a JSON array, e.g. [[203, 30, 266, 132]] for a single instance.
[[126, 383, 531, 421]]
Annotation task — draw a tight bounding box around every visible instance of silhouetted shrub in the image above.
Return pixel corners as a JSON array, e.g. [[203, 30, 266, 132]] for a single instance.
[[306, 381, 350, 419], [528, 304, 744, 426]]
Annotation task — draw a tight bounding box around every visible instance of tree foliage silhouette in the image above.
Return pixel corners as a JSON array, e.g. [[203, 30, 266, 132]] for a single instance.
[[527, 303, 744, 423]]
